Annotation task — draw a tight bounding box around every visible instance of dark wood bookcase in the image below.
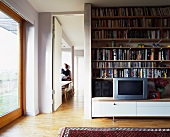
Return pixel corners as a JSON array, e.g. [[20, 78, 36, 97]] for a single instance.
[[84, 4, 170, 119], [91, 6, 170, 80]]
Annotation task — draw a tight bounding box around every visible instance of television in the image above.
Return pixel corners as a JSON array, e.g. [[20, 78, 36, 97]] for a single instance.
[[113, 78, 148, 100]]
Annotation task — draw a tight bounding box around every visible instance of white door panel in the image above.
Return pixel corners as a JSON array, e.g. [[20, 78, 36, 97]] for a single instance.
[[52, 17, 62, 111]]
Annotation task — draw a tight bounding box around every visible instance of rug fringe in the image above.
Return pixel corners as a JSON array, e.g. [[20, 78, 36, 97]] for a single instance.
[[58, 127, 65, 137]]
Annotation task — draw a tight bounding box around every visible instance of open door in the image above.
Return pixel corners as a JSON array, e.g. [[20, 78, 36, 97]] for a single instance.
[[52, 17, 62, 111]]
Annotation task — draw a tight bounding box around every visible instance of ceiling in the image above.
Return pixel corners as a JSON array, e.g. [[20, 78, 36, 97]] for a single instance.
[[27, 0, 170, 50], [58, 15, 84, 50]]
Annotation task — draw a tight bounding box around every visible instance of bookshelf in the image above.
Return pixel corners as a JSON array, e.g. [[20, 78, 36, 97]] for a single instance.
[[84, 4, 170, 119], [91, 6, 170, 80]]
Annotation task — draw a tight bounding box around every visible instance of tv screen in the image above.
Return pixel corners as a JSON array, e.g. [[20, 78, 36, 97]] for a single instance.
[[113, 78, 147, 100], [118, 80, 143, 95]]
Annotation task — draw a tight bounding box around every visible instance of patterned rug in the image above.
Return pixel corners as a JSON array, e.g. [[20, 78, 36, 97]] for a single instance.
[[58, 127, 170, 137]]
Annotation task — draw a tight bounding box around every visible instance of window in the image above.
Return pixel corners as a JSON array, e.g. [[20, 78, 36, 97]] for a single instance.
[[0, 2, 24, 128]]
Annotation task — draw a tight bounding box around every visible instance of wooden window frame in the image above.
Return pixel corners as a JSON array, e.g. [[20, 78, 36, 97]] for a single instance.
[[0, 1, 25, 128]]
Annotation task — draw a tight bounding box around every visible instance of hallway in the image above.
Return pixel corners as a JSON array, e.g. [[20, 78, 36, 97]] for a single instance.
[[1, 90, 170, 136]]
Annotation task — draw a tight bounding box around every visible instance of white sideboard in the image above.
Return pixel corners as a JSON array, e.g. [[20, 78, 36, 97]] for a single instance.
[[92, 98, 170, 118]]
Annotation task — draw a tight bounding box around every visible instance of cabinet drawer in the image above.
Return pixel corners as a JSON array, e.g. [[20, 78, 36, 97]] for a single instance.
[[92, 101, 114, 117], [137, 106, 170, 116], [137, 102, 170, 116], [113, 102, 136, 116]]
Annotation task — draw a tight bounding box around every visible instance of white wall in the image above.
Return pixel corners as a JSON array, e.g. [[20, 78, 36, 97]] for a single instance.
[[25, 22, 39, 115], [62, 50, 71, 69], [74, 50, 84, 56], [38, 13, 53, 113], [62, 48, 75, 82], [77, 57, 84, 91], [74, 50, 84, 91], [3, 0, 39, 116], [84, 4, 92, 119]]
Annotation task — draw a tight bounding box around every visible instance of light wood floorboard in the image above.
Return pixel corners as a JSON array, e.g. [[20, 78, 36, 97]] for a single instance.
[[1, 90, 170, 137]]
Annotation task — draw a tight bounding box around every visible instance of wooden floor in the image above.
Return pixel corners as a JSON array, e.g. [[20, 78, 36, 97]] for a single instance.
[[1, 90, 170, 137]]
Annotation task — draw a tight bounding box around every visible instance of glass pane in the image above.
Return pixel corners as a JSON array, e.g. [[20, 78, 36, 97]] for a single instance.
[[0, 11, 19, 116]]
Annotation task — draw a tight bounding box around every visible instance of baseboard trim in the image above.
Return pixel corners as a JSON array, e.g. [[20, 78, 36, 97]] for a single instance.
[[25, 108, 39, 116]]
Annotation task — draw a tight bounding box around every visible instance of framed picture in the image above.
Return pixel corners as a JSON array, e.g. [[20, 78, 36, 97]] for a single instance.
[[149, 91, 160, 99]]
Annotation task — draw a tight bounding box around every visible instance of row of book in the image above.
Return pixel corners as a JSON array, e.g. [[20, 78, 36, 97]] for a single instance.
[[92, 18, 170, 28], [92, 7, 170, 17], [92, 30, 170, 39], [92, 62, 167, 68], [92, 49, 170, 61], [94, 68, 168, 78]]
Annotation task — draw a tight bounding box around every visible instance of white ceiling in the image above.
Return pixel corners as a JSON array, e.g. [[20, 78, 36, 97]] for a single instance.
[[27, 0, 170, 50], [57, 15, 84, 50]]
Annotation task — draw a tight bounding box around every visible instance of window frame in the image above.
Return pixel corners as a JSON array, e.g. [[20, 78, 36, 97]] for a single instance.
[[0, 1, 25, 128]]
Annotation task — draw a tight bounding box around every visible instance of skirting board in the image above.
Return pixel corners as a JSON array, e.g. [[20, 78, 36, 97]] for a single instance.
[[26, 108, 39, 116]]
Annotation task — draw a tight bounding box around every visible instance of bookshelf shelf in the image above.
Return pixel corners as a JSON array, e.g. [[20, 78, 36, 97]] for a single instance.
[[92, 39, 170, 42], [92, 60, 170, 62], [92, 16, 170, 19], [92, 47, 170, 49], [92, 27, 170, 30]]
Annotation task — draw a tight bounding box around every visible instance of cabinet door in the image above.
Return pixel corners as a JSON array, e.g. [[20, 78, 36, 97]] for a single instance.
[[92, 101, 114, 117], [137, 102, 170, 116], [92, 81, 102, 97], [102, 81, 113, 97], [113, 102, 136, 116]]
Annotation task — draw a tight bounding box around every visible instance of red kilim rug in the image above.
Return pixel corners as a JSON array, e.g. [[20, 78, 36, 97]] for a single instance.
[[58, 127, 170, 137]]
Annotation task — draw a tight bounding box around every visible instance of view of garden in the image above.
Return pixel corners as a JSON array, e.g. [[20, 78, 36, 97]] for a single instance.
[[0, 10, 19, 117], [0, 71, 18, 116]]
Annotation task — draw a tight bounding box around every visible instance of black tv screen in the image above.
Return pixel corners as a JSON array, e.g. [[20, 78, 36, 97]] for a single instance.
[[113, 78, 147, 100], [118, 80, 143, 95]]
